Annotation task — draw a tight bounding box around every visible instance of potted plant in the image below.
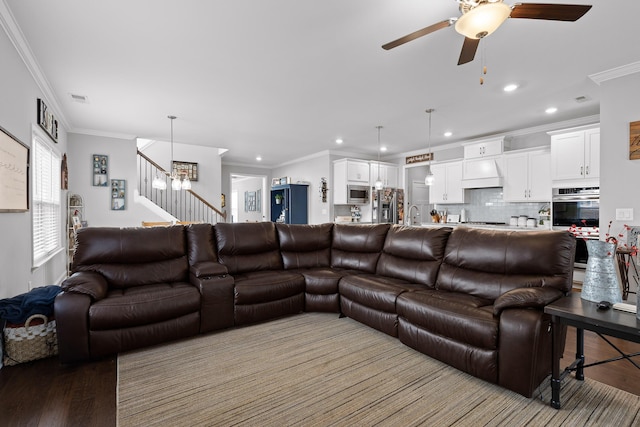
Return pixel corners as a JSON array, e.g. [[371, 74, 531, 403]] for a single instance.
[[274, 194, 283, 205]]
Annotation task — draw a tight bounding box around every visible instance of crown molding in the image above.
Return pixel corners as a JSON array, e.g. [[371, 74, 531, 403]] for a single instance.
[[69, 128, 137, 141], [589, 61, 640, 85], [0, 0, 70, 130]]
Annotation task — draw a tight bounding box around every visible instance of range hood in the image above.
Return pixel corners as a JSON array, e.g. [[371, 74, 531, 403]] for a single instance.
[[461, 157, 503, 189]]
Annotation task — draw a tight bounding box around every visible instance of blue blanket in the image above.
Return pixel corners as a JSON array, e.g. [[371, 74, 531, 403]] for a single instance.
[[0, 285, 62, 324]]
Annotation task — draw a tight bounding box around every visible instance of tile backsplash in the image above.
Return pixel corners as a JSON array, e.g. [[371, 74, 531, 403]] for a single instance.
[[435, 188, 547, 224]]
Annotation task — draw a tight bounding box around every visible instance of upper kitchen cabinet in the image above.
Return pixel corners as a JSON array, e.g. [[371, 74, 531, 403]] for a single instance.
[[429, 161, 465, 204], [462, 137, 507, 159], [369, 161, 398, 188], [335, 159, 369, 183], [333, 159, 370, 204], [549, 126, 600, 186], [503, 149, 551, 202]]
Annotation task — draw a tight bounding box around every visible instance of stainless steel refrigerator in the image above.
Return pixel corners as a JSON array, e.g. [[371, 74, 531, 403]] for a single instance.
[[372, 187, 404, 224]]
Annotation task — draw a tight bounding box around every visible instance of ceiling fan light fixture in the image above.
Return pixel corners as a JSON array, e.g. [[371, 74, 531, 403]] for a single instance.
[[455, 2, 511, 39]]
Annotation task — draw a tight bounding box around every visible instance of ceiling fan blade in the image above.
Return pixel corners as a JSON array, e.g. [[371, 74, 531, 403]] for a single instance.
[[510, 3, 592, 21], [382, 19, 453, 50], [458, 37, 480, 65]]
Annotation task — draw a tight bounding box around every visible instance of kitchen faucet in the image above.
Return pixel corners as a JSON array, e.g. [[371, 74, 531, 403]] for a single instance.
[[407, 205, 420, 226]]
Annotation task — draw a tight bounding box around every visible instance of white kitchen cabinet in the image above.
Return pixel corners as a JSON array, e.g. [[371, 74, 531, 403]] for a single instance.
[[550, 126, 599, 184], [429, 161, 465, 204], [462, 137, 505, 159], [503, 149, 551, 202], [369, 161, 398, 188], [333, 159, 371, 204], [346, 160, 370, 183]]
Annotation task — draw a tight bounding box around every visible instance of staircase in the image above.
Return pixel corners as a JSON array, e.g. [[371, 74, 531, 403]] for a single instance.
[[137, 150, 226, 224]]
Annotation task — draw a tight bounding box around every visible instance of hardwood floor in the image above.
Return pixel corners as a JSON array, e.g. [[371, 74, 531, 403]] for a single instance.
[[1, 328, 638, 426], [0, 356, 116, 427]]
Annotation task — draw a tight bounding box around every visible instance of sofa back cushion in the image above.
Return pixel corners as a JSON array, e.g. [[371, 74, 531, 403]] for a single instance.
[[331, 224, 391, 273], [185, 223, 218, 264], [276, 223, 333, 269], [377, 225, 452, 285], [214, 222, 283, 274], [437, 227, 576, 300], [72, 226, 189, 288]]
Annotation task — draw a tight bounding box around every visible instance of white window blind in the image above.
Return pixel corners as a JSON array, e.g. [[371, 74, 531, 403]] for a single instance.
[[32, 133, 62, 267]]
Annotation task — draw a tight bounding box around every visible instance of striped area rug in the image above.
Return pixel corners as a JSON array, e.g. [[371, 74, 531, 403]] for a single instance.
[[117, 313, 640, 426]]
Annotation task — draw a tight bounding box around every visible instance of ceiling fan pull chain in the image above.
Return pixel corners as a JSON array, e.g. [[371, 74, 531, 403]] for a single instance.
[[479, 39, 487, 85]]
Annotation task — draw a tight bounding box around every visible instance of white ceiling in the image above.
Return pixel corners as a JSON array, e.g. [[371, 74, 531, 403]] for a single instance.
[[4, 1, 639, 167]]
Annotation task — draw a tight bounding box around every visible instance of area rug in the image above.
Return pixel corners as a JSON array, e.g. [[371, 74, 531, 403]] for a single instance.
[[117, 313, 640, 426]]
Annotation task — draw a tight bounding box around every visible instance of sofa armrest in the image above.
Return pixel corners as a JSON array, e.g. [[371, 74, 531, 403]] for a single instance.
[[54, 292, 92, 363], [493, 287, 564, 316], [190, 261, 228, 279], [189, 271, 235, 333], [61, 271, 109, 301]]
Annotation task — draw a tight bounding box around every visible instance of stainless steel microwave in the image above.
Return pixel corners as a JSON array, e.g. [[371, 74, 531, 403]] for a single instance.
[[347, 185, 369, 204]]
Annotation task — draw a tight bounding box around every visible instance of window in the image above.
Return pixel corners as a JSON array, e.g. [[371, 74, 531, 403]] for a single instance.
[[32, 129, 62, 267]]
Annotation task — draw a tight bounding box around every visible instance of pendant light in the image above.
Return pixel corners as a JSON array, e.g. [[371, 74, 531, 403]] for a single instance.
[[166, 115, 192, 191], [374, 126, 384, 191], [424, 109, 435, 186], [151, 120, 168, 190]]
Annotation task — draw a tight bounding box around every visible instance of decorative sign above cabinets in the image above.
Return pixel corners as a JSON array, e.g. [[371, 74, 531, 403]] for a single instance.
[[405, 153, 434, 165]]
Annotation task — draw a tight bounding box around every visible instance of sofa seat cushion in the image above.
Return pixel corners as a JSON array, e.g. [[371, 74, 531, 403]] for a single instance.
[[293, 268, 349, 294], [397, 289, 497, 350], [339, 275, 425, 313], [233, 271, 305, 305], [89, 283, 200, 330]]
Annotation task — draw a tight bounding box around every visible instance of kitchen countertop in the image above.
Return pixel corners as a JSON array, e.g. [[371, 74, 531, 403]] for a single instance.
[[417, 222, 551, 232]]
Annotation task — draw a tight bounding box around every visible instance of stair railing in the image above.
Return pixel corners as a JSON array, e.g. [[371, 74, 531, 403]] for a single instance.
[[137, 150, 226, 224]]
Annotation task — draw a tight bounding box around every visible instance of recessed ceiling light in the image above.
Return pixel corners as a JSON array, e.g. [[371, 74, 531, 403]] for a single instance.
[[503, 84, 518, 92], [545, 107, 558, 114], [256, 156, 262, 161], [335, 138, 343, 144], [444, 131, 453, 137], [380, 146, 388, 152]]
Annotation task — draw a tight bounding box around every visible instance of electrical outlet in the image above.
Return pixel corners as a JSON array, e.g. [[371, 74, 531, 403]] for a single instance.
[[615, 208, 633, 221]]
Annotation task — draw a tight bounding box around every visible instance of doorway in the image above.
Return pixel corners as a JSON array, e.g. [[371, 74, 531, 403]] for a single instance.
[[230, 174, 268, 223]]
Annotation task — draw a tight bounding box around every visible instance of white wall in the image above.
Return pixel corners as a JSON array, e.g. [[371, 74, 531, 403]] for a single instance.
[[599, 71, 640, 242], [272, 152, 332, 224], [0, 25, 67, 298], [68, 133, 154, 227]]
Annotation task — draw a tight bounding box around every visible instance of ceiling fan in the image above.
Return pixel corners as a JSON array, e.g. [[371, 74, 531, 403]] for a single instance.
[[382, 1, 592, 65]]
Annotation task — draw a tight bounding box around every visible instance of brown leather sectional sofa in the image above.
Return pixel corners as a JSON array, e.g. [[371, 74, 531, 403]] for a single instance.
[[55, 222, 575, 397]]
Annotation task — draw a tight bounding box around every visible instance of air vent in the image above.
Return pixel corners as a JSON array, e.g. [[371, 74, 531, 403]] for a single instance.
[[574, 95, 589, 103], [69, 93, 89, 104]]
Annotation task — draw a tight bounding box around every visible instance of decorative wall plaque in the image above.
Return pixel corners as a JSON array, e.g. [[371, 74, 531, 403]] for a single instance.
[[629, 120, 640, 160], [37, 98, 58, 143]]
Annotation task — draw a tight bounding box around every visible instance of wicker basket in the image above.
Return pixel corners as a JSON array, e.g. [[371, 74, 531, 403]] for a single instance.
[[3, 314, 58, 366]]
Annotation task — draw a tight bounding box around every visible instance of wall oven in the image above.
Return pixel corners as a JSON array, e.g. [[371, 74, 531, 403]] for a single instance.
[[552, 187, 599, 268], [347, 185, 369, 204]]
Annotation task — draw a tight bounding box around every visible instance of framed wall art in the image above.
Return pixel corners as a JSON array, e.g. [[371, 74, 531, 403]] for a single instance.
[[172, 161, 198, 181], [36, 98, 59, 143], [93, 154, 108, 186], [244, 191, 257, 212], [111, 179, 126, 210], [0, 125, 29, 212]]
